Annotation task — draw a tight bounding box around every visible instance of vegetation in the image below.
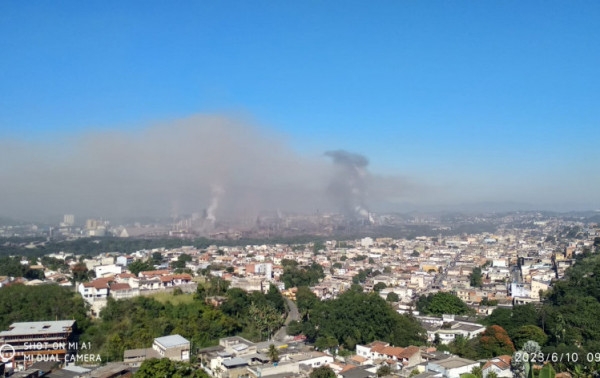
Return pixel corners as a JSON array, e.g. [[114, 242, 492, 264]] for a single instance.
[[478, 325, 515, 358], [280, 260, 324, 289], [313, 241, 326, 254], [376, 365, 391, 377], [149, 291, 195, 306], [510, 325, 547, 349], [71, 262, 94, 282], [128, 259, 155, 275], [0, 236, 326, 258], [386, 292, 399, 302], [352, 268, 377, 284], [296, 288, 426, 349], [171, 253, 193, 270], [309, 366, 336, 378], [78, 282, 286, 362], [0, 256, 46, 280], [134, 358, 208, 378], [450, 247, 600, 375], [469, 267, 483, 288], [0, 284, 90, 331], [267, 344, 279, 362], [416, 292, 471, 315]]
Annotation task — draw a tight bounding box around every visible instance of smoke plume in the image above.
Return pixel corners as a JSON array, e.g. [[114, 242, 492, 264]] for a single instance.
[[325, 150, 371, 220], [0, 115, 418, 222]]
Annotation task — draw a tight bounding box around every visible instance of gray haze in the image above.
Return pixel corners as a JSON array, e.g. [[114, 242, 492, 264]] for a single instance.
[[0, 115, 418, 222]]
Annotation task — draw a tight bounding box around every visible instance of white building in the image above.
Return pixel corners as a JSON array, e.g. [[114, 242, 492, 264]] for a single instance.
[[63, 214, 75, 226], [95, 264, 122, 278], [427, 356, 479, 378], [361, 237, 374, 248], [153, 335, 190, 361], [482, 356, 512, 378]]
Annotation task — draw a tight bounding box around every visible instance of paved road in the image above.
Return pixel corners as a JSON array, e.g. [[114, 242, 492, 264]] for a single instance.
[[274, 298, 300, 341]]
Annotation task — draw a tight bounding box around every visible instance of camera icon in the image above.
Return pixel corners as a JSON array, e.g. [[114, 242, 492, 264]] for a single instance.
[[0, 343, 16, 363]]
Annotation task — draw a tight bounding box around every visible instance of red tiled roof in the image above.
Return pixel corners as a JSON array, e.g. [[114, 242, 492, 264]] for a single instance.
[[173, 274, 192, 280], [483, 355, 512, 371], [118, 273, 136, 278], [350, 355, 367, 363], [140, 269, 171, 277], [83, 277, 114, 289], [398, 346, 420, 359], [368, 341, 389, 353], [110, 283, 131, 291], [381, 346, 404, 358]]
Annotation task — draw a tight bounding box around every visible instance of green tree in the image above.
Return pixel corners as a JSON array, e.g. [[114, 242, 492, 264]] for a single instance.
[[265, 283, 285, 313], [72, 262, 91, 282], [281, 263, 324, 289], [470, 365, 483, 378], [248, 302, 283, 341], [377, 365, 391, 377], [134, 358, 208, 378], [469, 267, 483, 288], [315, 335, 338, 352], [302, 290, 425, 347], [287, 320, 302, 335], [373, 282, 387, 292], [151, 252, 163, 264], [416, 292, 471, 315], [448, 335, 479, 360], [267, 344, 279, 362], [135, 358, 177, 377], [0, 284, 90, 331], [128, 259, 155, 276], [511, 325, 548, 349], [106, 334, 124, 361], [221, 288, 250, 318], [386, 292, 399, 302], [309, 366, 336, 378], [313, 241, 326, 254]]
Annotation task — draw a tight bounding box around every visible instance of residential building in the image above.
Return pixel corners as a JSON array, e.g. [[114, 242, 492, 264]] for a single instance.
[[427, 356, 479, 378], [152, 335, 190, 362], [0, 320, 76, 371], [482, 355, 512, 378]]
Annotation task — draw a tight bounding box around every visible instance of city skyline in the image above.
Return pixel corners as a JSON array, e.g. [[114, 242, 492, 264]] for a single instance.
[[1, 1, 599, 219]]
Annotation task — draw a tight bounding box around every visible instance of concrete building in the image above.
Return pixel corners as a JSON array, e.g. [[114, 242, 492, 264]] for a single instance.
[[0, 320, 76, 371], [94, 264, 122, 278], [427, 356, 479, 378], [152, 335, 190, 361], [63, 214, 75, 226]]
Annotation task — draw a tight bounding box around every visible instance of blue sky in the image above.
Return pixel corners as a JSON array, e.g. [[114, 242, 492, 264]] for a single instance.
[[1, 1, 599, 215]]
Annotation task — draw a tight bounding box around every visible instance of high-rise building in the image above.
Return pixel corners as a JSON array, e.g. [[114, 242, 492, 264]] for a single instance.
[[63, 214, 75, 226]]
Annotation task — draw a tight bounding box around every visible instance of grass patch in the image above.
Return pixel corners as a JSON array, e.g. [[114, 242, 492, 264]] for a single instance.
[[149, 291, 195, 306]]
